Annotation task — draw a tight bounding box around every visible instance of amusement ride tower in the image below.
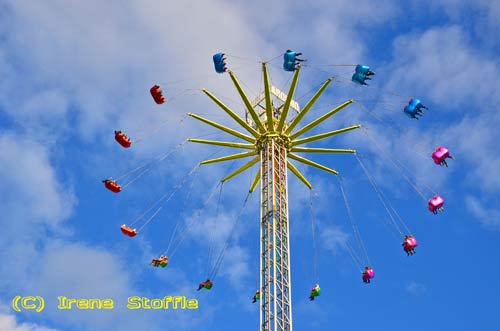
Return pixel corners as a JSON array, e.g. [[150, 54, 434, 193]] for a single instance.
[[188, 63, 360, 331]]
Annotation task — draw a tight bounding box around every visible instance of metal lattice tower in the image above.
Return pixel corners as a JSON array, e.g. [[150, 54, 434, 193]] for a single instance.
[[188, 62, 360, 331], [260, 137, 292, 330]]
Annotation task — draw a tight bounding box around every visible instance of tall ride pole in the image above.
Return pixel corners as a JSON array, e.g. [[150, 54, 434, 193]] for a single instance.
[[260, 133, 292, 331]]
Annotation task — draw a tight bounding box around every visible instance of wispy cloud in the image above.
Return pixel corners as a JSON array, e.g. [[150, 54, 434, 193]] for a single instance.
[[465, 195, 500, 229], [0, 313, 61, 331], [406, 281, 426, 296], [321, 225, 349, 255]]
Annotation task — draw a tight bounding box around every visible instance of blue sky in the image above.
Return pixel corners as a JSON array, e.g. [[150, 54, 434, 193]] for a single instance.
[[1, 1, 499, 330]]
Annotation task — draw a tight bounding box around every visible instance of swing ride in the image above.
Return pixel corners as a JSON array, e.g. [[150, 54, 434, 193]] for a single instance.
[[102, 49, 454, 331]]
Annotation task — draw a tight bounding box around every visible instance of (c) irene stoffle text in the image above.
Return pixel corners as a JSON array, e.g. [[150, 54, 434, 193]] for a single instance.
[[56, 295, 199, 310]]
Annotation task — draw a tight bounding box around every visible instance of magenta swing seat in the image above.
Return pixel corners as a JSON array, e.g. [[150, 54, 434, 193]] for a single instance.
[[428, 195, 445, 214], [362, 267, 375, 283], [403, 236, 418, 253], [432, 146, 452, 166]]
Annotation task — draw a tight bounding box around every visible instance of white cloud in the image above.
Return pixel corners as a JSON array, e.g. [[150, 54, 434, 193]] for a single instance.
[[479, 0, 500, 33], [188, 212, 238, 248], [406, 281, 426, 295], [321, 225, 349, 255], [465, 195, 500, 229], [27, 242, 165, 331], [388, 25, 498, 108], [418, 0, 500, 44], [0, 314, 61, 331], [445, 116, 500, 193], [218, 245, 251, 289], [0, 133, 75, 231]]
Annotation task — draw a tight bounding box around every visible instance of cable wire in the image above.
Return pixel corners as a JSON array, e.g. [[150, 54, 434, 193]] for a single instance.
[[308, 190, 319, 283], [209, 192, 252, 280], [338, 177, 371, 266], [355, 154, 404, 236]]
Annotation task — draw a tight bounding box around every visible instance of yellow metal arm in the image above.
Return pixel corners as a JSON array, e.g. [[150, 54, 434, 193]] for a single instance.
[[262, 63, 274, 132], [188, 113, 255, 143], [249, 169, 261, 193], [228, 71, 266, 133], [290, 100, 353, 140], [292, 125, 361, 146], [200, 151, 258, 165], [202, 89, 260, 138], [277, 65, 301, 133], [285, 77, 333, 135], [287, 160, 312, 189], [288, 153, 338, 175], [291, 147, 356, 153], [222, 156, 260, 183], [188, 138, 255, 150]]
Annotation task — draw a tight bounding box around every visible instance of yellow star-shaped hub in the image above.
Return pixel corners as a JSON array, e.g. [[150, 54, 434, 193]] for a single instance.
[[188, 63, 360, 191]]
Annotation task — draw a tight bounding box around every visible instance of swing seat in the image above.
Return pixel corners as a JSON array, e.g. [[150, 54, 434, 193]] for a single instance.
[[213, 53, 227, 73], [404, 98, 426, 118], [432, 147, 450, 165], [365, 268, 375, 278], [310, 284, 321, 297], [283, 51, 299, 72], [120, 225, 137, 237], [403, 236, 418, 252], [428, 195, 444, 213], [150, 85, 166, 104], [115, 131, 132, 148], [202, 282, 213, 290], [104, 180, 121, 193], [352, 64, 374, 85]]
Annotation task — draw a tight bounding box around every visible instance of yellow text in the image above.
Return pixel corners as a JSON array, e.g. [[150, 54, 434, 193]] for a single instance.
[[57, 296, 114, 310], [127, 296, 198, 310]]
